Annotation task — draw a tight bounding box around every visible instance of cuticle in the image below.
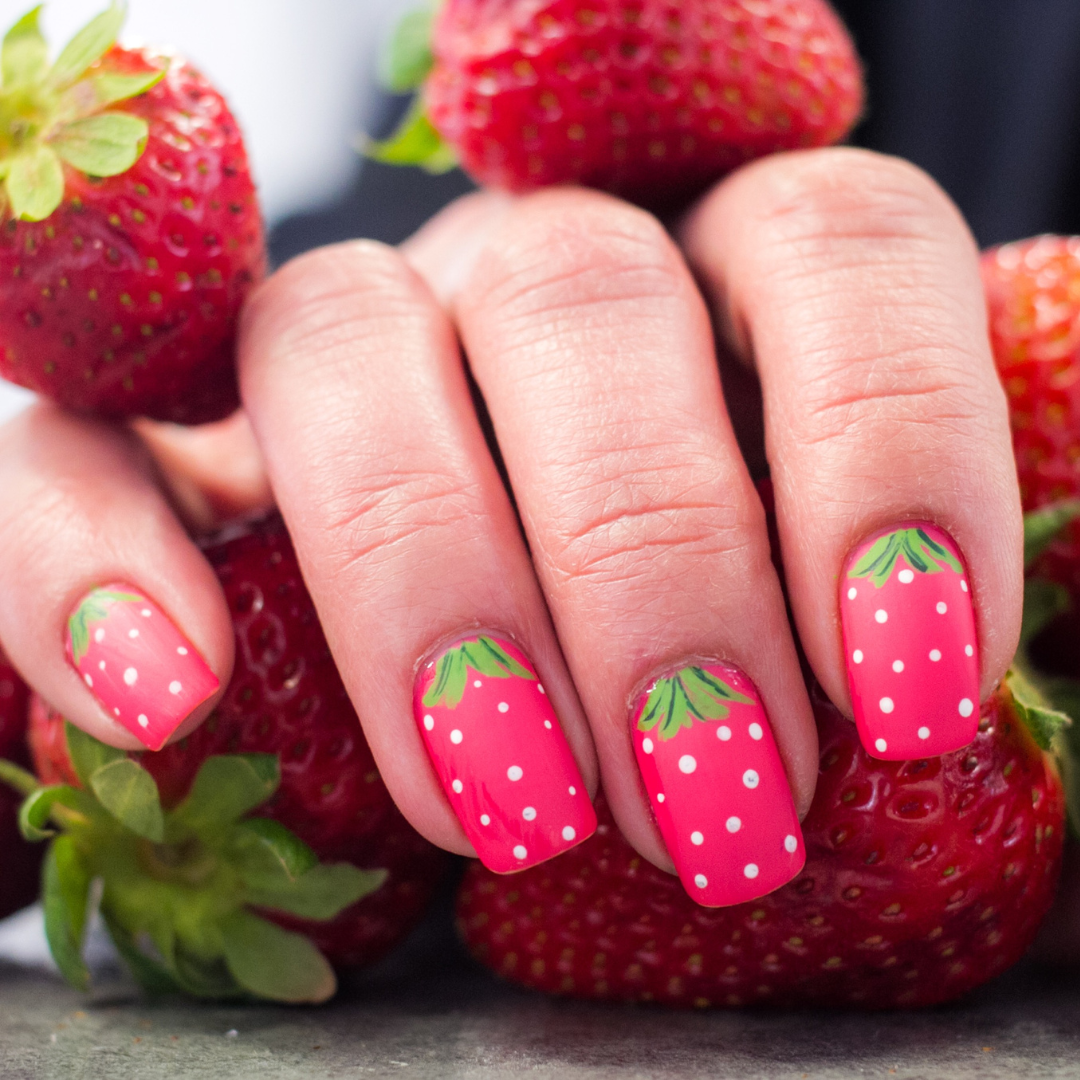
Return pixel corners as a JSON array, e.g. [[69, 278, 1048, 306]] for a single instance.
[[413, 625, 529, 684], [626, 653, 747, 717]]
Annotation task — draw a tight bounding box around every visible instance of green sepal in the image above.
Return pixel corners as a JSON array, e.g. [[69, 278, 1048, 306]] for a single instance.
[[18, 784, 85, 841], [89, 758, 164, 841], [1039, 676, 1080, 838], [637, 667, 754, 741], [1024, 500, 1080, 569], [849, 527, 963, 587], [2, 6, 47, 89], [6, 144, 62, 220], [1020, 577, 1073, 648], [172, 755, 279, 835], [379, 5, 435, 93], [46, 2, 124, 90], [51, 111, 147, 176], [245, 863, 387, 922], [220, 911, 337, 1004], [42, 836, 91, 992], [80, 64, 164, 110], [1005, 666, 1072, 752], [0, 757, 42, 798], [231, 816, 318, 885], [365, 95, 458, 175], [65, 720, 125, 788], [66, 590, 142, 665], [99, 907, 183, 996], [423, 636, 532, 709]]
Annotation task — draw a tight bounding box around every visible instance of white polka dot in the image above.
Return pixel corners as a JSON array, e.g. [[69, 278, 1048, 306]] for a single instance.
[[473, 680, 482, 688], [168, 680, 182, 695], [879, 697, 894, 714], [128, 628, 139, 639], [98, 660, 105, 671], [875, 609, 888, 624], [137, 714, 149, 728], [717, 725, 732, 741], [965, 645, 974, 657], [743, 769, 759, 789], [726, 816, 741, 833], [690, 831, 704, 846], [847, 587, 858, 600], [694, 874, 708, 889], [784, 834, 798, 853], [852, 649, 864, 664], [141, 608, 152, 618], [961, 580, 968, 593], [678, 755, 697, 774], [450, 729, 463, 744], [936, 602, 948, 614], [562, 826, 576, 842], [497, 702, 509, 714], [958, 698, 974, 718], [544, 720, 552, 729], [875, 738, 887, 753], [642, 737, 654, 754], [744, 863, 759, 879], [94, 628, 105, 643], [507, 765, 523, 781], [123, 667, 138, 686], [480, 814, 491, 826], [892, 660, 904, 673], [177, 646, 188, 656], [748, 722, 763, 741], [83, 673, 93, 687], [513, 845, 527, 860], [452, 780, 463, 794], [523, 807, 537, 821], [424, 715, 434, 731], [537, 684, 545, 695], [918, 726, 930, 740], [657, 793, 665, 803], [929, 649, 942, 662], [568, 786, 576, 796], [113, 708, 119, 716], [898, 569, 915, 584]]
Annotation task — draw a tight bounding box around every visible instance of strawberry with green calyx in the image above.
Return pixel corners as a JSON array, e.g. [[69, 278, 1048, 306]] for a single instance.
[[0, 3, 264, 423], [0, 721, 383, 1003], [371, 0, 863, 209]]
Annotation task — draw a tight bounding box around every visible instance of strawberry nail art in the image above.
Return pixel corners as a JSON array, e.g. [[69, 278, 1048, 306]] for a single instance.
[[66, 584, 219, 751], [414, 635, 596, 874], [632, 663, 804, 908], [841, 524, 979, 760]]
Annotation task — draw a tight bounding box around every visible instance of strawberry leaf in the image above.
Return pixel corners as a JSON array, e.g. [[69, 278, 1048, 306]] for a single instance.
[[99, 908, 183, 995], [1024, 500, 1080, 569], [90, 758, 164, 841], [47, 2, 124, 90], [65, 720, 125, 788], [84, 63, 165, 108], [231, 817, 318, 886], [2, 6, 48, 90], [1006, 666, 1072, 751], [5, 144, 63, 221], [220, 911, 337, 1004], [51, 112, 148, 176], [366, 96, 458, 175], [1020, 578, 1072, 648], [423, 637, 533, 708], [18, 784, 84, 841], [171, 755, 279, 833], [637, 667, 754, 741], [849, 527, 962, 587], [42, 836, 91, 992], [245, 863, 387, 921], [379, 5, 435, 93], [0, 756, 43, 798]]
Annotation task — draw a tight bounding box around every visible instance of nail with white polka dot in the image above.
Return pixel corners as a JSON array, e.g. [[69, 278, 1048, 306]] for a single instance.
[[631, 661, 804, 908], [413, 633, 596, 874], [65, 584, 219, 751]]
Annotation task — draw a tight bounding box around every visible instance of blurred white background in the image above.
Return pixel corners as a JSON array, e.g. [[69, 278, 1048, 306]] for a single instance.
[[0, 0, 418, 424]]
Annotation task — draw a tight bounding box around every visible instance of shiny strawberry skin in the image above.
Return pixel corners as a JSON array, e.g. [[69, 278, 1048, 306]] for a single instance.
[[427, 0, 862, 206], [983, 236, 1080, 599], [0, 47, 265, 424], [31, 515, 447, 968], [457, 686, 1063, 1008]]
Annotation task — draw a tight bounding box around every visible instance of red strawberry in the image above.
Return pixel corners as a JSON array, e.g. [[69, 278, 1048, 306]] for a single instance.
[[15, 514, 446, 1001], [983, 236, 1080, 603], [457, 680, 1065, 1009], [0, 651, 41, 919], [375, 0, 863, 208], [0, 5, 264, 423]]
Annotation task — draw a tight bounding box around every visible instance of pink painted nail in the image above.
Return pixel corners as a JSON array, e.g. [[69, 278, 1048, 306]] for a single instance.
[[841, 523, 979, 760], [66, 584, 219, 751], [631, 663, 804, 908], [414, 635, 596, 874]]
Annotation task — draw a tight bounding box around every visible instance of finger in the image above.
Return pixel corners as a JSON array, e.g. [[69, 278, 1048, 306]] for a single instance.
[[681, 148, 1022, 760], [453, 188, 816, 907], [238, 241, 598, 871], [0, 405, 233, 750]]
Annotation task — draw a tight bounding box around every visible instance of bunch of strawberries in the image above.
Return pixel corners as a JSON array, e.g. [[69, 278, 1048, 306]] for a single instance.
[[0, 0, 1077, 1011]]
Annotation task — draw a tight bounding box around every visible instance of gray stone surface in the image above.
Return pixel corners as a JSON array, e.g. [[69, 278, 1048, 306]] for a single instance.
[[0, 899, 1078, 1080]]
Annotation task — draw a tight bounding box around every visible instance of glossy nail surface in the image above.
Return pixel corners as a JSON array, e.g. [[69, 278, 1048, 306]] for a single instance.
[[414, 635, 596, 873], [632, 663, 804, 908], [841, 523, 979, 760], [66, 584, 219, 750]]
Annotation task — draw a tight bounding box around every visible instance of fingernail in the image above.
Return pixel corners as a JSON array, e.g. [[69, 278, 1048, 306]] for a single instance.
[[414, 634, 596, 873], [66, 584, 219, 751], [631, 662, 804, 908], [841, 523, 979, 760]]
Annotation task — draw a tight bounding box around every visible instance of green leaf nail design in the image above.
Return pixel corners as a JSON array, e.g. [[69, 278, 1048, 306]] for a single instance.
[[848, 527, 963, 588], [637, 667, 754, 742], [423, 637, 534, 709], [67, 588, 143, 663]]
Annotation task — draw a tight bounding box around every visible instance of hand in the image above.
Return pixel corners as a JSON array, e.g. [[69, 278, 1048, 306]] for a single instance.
[[0, 148, 1022, 907]]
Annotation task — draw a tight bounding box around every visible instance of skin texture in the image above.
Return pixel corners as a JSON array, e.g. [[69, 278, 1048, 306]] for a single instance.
[[0, 148, 1025, 904]]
